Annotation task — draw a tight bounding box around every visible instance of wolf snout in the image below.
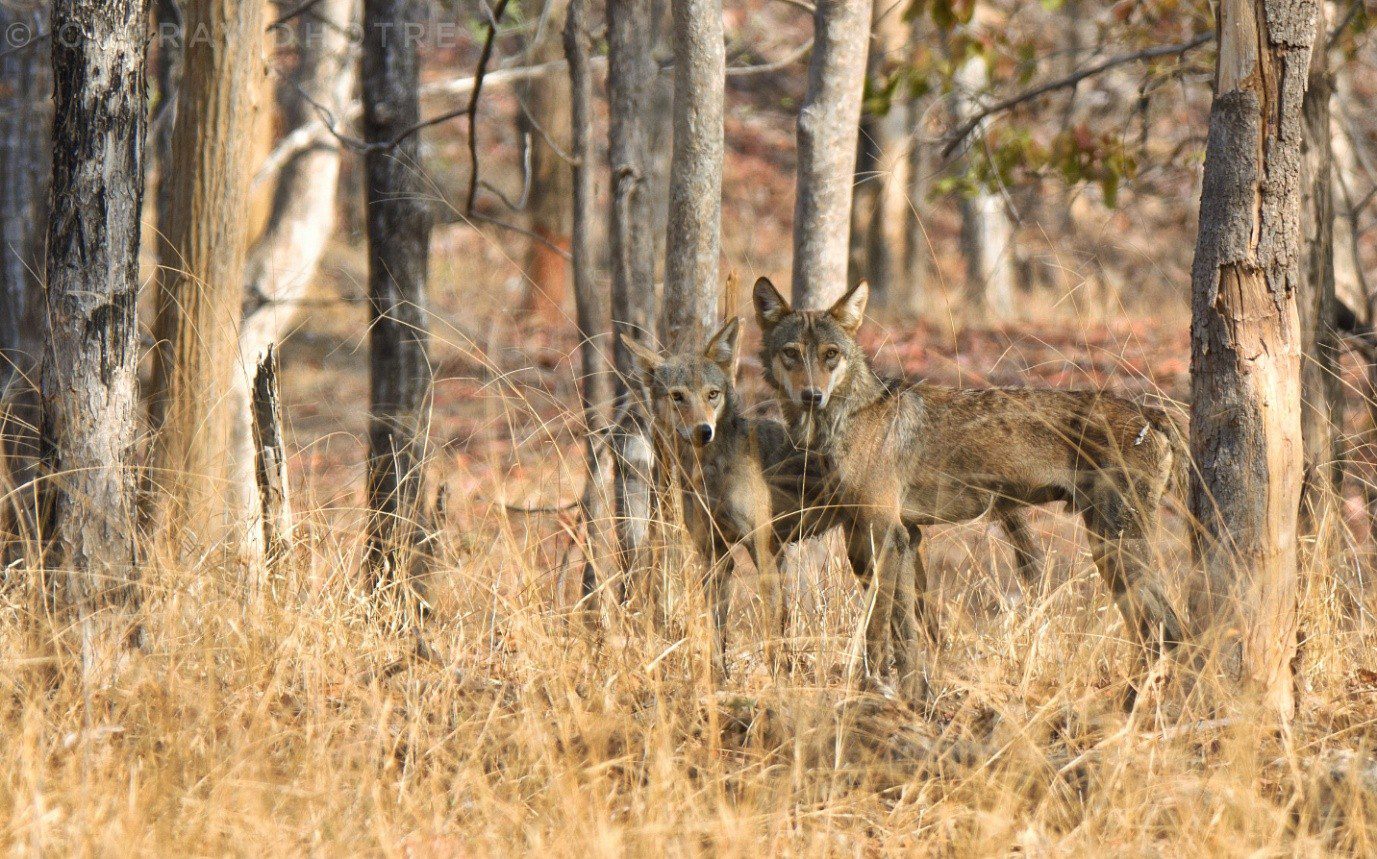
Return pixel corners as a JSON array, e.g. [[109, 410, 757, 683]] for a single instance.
[[800, 388, 826, 408], [693, 423, 715, 446]]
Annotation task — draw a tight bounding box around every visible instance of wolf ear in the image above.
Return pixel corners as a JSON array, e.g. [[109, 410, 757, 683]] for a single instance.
[[704, 317, 742, 379], [828, 281, 869, 334], [620, 333, 663, 378], [752, 277, 790, 330]]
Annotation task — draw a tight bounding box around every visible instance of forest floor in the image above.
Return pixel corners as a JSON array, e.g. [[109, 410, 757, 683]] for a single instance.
[[5, 231, 1377, 855]]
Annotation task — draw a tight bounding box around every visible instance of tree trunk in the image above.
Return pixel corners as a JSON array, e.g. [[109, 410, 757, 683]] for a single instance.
[[661, 0, 724, 349], [601, 0, 660, 599], [791, 0, 873, 309], [40, 0, 146, 635], [565, 0, 615, 600], [230, 0, 357, 563], [1298, 2, 1342, 553], [252, 346, 292, 580], [362, 0, 434, 602], [519, 0, 574, 325], [954, 54, 1016, 322], [0, 0, 51, 556], [148, 0, 266, 551], [1189, 0, 1316, 719]]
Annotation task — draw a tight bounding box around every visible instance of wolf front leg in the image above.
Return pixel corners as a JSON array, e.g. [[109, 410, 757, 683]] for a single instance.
[[846, 521, 905, 696], [745, 531, 789, 678]]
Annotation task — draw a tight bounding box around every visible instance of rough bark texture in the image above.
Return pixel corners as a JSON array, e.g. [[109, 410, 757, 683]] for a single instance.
[[0, 0, 51, 556], [791, 0, 873, 309], [252, 347, 291, 579], [362, 0, 434, 600], [520, 0, 573, 325], [1298, 3, 1342, 552], [231, 0, 356, 560], [1189, 0, 1316, 719], [148, 0, 266, 548], [954, 54, 1016, 321], [602, 0, 659, 598], [661, 0, 724, 350], [40, 0, 147, 613], [565, 0, 615, 598]]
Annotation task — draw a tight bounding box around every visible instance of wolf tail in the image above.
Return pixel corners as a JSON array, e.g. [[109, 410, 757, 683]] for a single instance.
[[1147, 406, 1191, 502]]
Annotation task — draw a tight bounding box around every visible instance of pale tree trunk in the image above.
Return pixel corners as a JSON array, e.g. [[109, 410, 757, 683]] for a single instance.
[[148, 0, 266, 552], [1298, 3, 1342, 555], [851, 0, 911, 308], [1330, 54, 1365, 320], [362, 0, 434, 603], [792, 0, 873, 309], [898, 15, 934, 319], [565, 0, 615, 599], [600, 0, 660, 600], [1189, 0, 1315, 720], [519, 0, 573, 325], [0, 1, 51, 556], [229, 0, 357, 563], [661, 0, 724, 349], [954, 54, 1015, 322], [40, 0, 147, 662]]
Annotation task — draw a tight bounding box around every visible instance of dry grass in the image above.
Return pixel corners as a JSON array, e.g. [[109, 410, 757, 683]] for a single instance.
[[5, 237, 1377, 856]]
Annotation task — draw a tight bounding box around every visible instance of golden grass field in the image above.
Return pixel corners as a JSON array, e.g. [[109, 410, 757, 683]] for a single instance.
[[4, 234, 1377, 856]]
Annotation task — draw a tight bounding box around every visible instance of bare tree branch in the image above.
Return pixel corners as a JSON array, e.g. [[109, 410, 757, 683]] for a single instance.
[[940, 32, 1213, 158], [465, 0, 513, 215]]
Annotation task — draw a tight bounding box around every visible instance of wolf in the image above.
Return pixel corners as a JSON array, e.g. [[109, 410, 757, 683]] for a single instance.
[[752, 276, 1188, 700]]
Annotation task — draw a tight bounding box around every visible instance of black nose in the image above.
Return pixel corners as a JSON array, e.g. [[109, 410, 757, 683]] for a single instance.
[[801, 389, 825, 407], [695, 424, 714, 445]]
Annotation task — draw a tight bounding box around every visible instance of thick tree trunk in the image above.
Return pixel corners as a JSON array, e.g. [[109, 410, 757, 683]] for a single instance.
[[602, 0, 660, 599], [792, 0, 873, 309], [661, 0, 724, 350], [148, 0, 266, 550], [0, 1, 51, 556], [1298, 4, 1342, 553], [230, 0, 357, 562], [362, 0, 434, 601], [1189, 0, 1316, 719], [40, 0, 146, 633], [520, 0, 574, 325], [953, 54, 1016, 322], [565, 0, 615, 599]]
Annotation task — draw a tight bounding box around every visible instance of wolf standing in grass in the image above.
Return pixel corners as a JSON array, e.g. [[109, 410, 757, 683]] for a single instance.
[[753, 277, 1188, 702], [622, 318, 837, 677]]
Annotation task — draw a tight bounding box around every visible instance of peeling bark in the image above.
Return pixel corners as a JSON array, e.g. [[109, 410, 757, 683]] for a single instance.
[[1189, 0, 1317, 719], [40, 0, 147, 620]]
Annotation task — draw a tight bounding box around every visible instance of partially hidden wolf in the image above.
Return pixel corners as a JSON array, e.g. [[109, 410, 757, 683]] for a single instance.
[[622, 318, 828, 677], [753, 277, 1188, 701]]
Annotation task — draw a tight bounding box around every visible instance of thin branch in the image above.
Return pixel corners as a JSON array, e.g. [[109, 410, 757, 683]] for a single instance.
[[940, 31, 1213, 158], [466, 0, 513, 215], [268, 0, 327, 32]]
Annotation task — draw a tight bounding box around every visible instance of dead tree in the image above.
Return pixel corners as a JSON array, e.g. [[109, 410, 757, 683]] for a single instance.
[[792, 0, 873, 309], [953, 53, 1016, 322], [362, 0, 435, 601], [40, 0, 146, 631], [599, 0, 660, 600], [252, 347, 292, 579], [565, 0, 615, 598], [148, 0, 266, 548], [233, 0, 357, 560], [0, 0, 51, 556], [519, 0, 574, 325], [1189, 0, 1316, 719], [1298, 2, 1342, 553], [661, 0, 724, 350]]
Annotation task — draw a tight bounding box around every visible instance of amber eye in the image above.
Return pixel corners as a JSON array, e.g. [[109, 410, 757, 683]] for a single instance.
[[782, 347, 801, 363], [823, 348, 840, 362], [706, 390, 721, 402]]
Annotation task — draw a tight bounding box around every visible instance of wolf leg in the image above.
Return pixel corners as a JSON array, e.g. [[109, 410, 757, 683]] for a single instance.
[[847, 522, 899, 694], [1083, 493, 1184, 659], [995, 504, 1043, 605], [746, 533, 789, 678], [891, 527, 930, 707]]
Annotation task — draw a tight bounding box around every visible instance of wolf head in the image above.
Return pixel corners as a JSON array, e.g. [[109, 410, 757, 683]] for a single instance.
[[621, 318, 742, 449], [752, 277, 868, 412]]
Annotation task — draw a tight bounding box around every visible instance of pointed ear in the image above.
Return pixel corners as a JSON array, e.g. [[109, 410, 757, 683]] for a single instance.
[[753, 277, 790, 331], [620, 333, 663, 377], [828, 281, 869, 334], [704, 317, 742, 379]]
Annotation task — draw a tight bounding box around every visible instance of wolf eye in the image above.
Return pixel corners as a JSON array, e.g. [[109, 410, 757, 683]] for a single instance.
[[706, 390, 721, 402], [671, 391, 685, 403], [823, 348, 840, 362], [781, 347, 801, 363]]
